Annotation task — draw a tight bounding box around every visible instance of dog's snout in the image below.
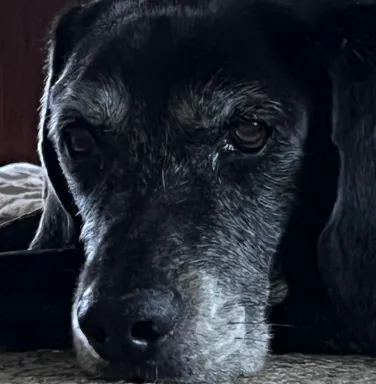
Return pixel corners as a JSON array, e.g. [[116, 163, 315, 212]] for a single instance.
[[77, 288, 182, 361]]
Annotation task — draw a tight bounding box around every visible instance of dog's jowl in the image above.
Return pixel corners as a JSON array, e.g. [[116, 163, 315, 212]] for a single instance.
[[20, 0, 376, 382]]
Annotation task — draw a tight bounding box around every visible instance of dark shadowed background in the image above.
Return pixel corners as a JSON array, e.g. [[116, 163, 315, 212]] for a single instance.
[[0, 0, 76, 165]]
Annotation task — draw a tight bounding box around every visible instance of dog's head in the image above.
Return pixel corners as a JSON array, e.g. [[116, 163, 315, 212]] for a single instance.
[[31, 0, 332, 382]]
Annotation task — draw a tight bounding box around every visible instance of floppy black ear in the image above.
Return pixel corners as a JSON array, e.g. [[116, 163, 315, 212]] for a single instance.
[[30, 3, 103, 250], [316, 3, 376, 337]]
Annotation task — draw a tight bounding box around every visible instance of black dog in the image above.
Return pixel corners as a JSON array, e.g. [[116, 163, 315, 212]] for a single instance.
[[2, 0, 376, 382]]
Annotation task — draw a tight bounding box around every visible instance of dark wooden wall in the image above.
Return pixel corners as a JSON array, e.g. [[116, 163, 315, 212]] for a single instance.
[[0, 0, 74, 165]]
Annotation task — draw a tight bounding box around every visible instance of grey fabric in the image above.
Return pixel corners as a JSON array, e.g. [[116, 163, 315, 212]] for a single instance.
[[0, 163, 43, 226], [1, 352, 376, 383]]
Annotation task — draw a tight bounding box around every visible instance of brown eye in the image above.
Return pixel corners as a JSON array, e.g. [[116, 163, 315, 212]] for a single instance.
[[65, 128, 96, 157], [230, 120, 270, 152]]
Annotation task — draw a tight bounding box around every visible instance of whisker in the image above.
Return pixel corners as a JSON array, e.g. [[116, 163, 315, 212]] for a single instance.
[[227, 320, 295, 328], [268, 323, 295, 328], [161, 168, 166, 191], [234, 337, 266, 342]]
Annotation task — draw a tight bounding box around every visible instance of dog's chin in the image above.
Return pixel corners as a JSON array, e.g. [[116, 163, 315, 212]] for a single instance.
[[72, 297, 268, 383]]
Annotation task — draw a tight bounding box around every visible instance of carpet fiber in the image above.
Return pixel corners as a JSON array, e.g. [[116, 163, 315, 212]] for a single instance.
[[1, 352, 376, 383]]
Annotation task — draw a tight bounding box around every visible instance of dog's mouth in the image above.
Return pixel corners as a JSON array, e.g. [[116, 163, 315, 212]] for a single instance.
[[71, 272, 269, 383]]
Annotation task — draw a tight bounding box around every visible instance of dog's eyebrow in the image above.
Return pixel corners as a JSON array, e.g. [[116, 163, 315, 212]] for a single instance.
[[171, 81, 288, 131], [52, 76, 130, 130]]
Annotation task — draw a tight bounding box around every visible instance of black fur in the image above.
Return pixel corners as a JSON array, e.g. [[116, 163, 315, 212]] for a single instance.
[[1, 0, 376, 382]]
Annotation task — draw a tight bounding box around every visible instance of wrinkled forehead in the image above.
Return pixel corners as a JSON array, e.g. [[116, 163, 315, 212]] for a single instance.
[[49, 11, 308, 133], [51, 76, 291, 134]]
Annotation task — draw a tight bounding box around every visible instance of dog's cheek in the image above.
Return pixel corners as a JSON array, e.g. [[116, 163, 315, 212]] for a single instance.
[[55, 157, 105, 222]]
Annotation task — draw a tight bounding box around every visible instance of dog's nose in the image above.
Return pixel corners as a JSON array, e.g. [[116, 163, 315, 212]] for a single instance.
[[77, 288, 181, 361]]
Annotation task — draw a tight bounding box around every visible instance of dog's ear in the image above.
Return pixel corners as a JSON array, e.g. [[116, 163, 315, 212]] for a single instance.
[[316, 3, 376, 330], [30, 3, 103, 250]]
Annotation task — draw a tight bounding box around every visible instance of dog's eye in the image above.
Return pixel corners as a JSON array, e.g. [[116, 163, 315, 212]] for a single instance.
[[64, 128, 96, 157], [229, 120, 271, 153]]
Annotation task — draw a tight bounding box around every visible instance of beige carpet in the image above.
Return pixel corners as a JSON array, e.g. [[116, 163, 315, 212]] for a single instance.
[[1, 352, 376, 383]]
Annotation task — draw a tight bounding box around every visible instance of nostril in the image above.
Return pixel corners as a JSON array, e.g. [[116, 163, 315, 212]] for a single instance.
[[130, 321, 162, 344], [78, 307, 109, 345], [86, 324, 109, 345], [78, 312, 110, 360]]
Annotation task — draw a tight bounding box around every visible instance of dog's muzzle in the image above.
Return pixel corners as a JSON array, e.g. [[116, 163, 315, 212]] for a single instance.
[[76, 286, 182, 363]]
